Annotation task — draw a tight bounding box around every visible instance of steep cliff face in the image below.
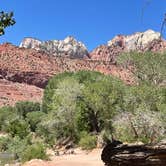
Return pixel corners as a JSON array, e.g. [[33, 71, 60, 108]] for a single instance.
[[20, 36, 89, 58], [108, 29, 161, 50], [89, 44, 124, 63], [20, 38, 42, 50], [90, 29, 166, 61]]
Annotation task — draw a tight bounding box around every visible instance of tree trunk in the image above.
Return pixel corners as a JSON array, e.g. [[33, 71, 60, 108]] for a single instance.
[[89, 110, 100, 133]]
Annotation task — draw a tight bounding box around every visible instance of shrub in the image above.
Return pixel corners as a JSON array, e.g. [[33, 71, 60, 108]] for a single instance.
[[100, 129, 114, 144], [7, 119, 30, 139], [35, 118, 56, 147], [112, 112, 136, 143], [112, 111, 165, 143], [0, 106, 18, 132], [6, 136, 28, 160], [79, 132, 97, 150], [26, 111, 45, 132], [15, 101, 41, 118], [21, 143, 49, 162], [0, 136, 10, 152]]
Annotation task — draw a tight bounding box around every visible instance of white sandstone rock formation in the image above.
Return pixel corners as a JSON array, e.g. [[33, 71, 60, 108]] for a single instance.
[[108, 29, 161, 51], [20, 37, 42, 50], [20, 36, 88, 58]]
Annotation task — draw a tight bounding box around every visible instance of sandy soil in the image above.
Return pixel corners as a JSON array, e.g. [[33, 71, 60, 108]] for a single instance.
[[23, 149, 104, 166]]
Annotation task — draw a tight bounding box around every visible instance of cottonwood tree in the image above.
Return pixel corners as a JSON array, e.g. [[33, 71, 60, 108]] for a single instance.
[[41, 77, 82, 140], [42, 71, 126, 142], [117, 52, 166, 86]]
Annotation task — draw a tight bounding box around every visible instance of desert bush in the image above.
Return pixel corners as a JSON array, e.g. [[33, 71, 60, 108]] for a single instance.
[[0, 106, 18, 132], [79, 131, 97, 150], [36, 120, 57, 147], [26, 111, 45, 132], [21, 143, 49, 162], [7, 119, 30, 139], [0, 136, 10, 152], [15, 101, 41, 118], [99, 129, 114, 144], [112, 110, 165, 143], [6, 136, 29, 160]]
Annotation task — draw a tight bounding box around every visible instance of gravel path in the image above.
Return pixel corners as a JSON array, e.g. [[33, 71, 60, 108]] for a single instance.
[[23, 149, 104, 166]]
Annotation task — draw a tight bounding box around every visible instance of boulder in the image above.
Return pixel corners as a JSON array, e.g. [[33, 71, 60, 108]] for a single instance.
[[101, 141, 166, 166]]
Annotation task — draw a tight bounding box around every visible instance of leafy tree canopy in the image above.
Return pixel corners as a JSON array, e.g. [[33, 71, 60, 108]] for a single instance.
[[42, 71, 126, 141], [0, 11, 15, 35], [117, 52, 166, 86]]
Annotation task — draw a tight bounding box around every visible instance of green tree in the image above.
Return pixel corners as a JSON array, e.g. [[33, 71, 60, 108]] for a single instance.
[[123, 85, 165, 113], [42, 71, 125, 142], [42, 72, 74, 113], [112, 110, 165, 143], [42, 77, 82, 140], [0, 11, 15, 35], [113, 84, 166, 143], [0, 136, 10, 152], [78, 76, 125, 134], [117, 52, 166, 86]]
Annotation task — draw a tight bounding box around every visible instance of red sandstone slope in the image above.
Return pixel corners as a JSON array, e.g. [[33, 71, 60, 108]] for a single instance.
[[0, 43, 133, 87], [0, 79, 43, 106], [0, 43, 133, 106]]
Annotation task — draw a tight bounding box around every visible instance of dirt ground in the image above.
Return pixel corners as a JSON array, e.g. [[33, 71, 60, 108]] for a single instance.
[[23, 149, 104, 166]]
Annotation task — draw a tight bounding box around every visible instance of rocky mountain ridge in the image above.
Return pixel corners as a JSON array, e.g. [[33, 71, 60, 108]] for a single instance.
[[20, 36, 89, 58], [0, 29, 166, 106], [90, 29, 166, 61], [20, 30, 166, 62], [108, 29, 161, 50]]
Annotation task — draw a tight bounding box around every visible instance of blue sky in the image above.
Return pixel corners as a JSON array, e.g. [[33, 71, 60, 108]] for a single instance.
[[0, 0, 166, 50]]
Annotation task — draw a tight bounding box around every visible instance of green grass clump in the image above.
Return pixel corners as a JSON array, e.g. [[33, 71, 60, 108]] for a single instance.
[[79, 132, 97, 150], [21, 143, 49, 162]]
